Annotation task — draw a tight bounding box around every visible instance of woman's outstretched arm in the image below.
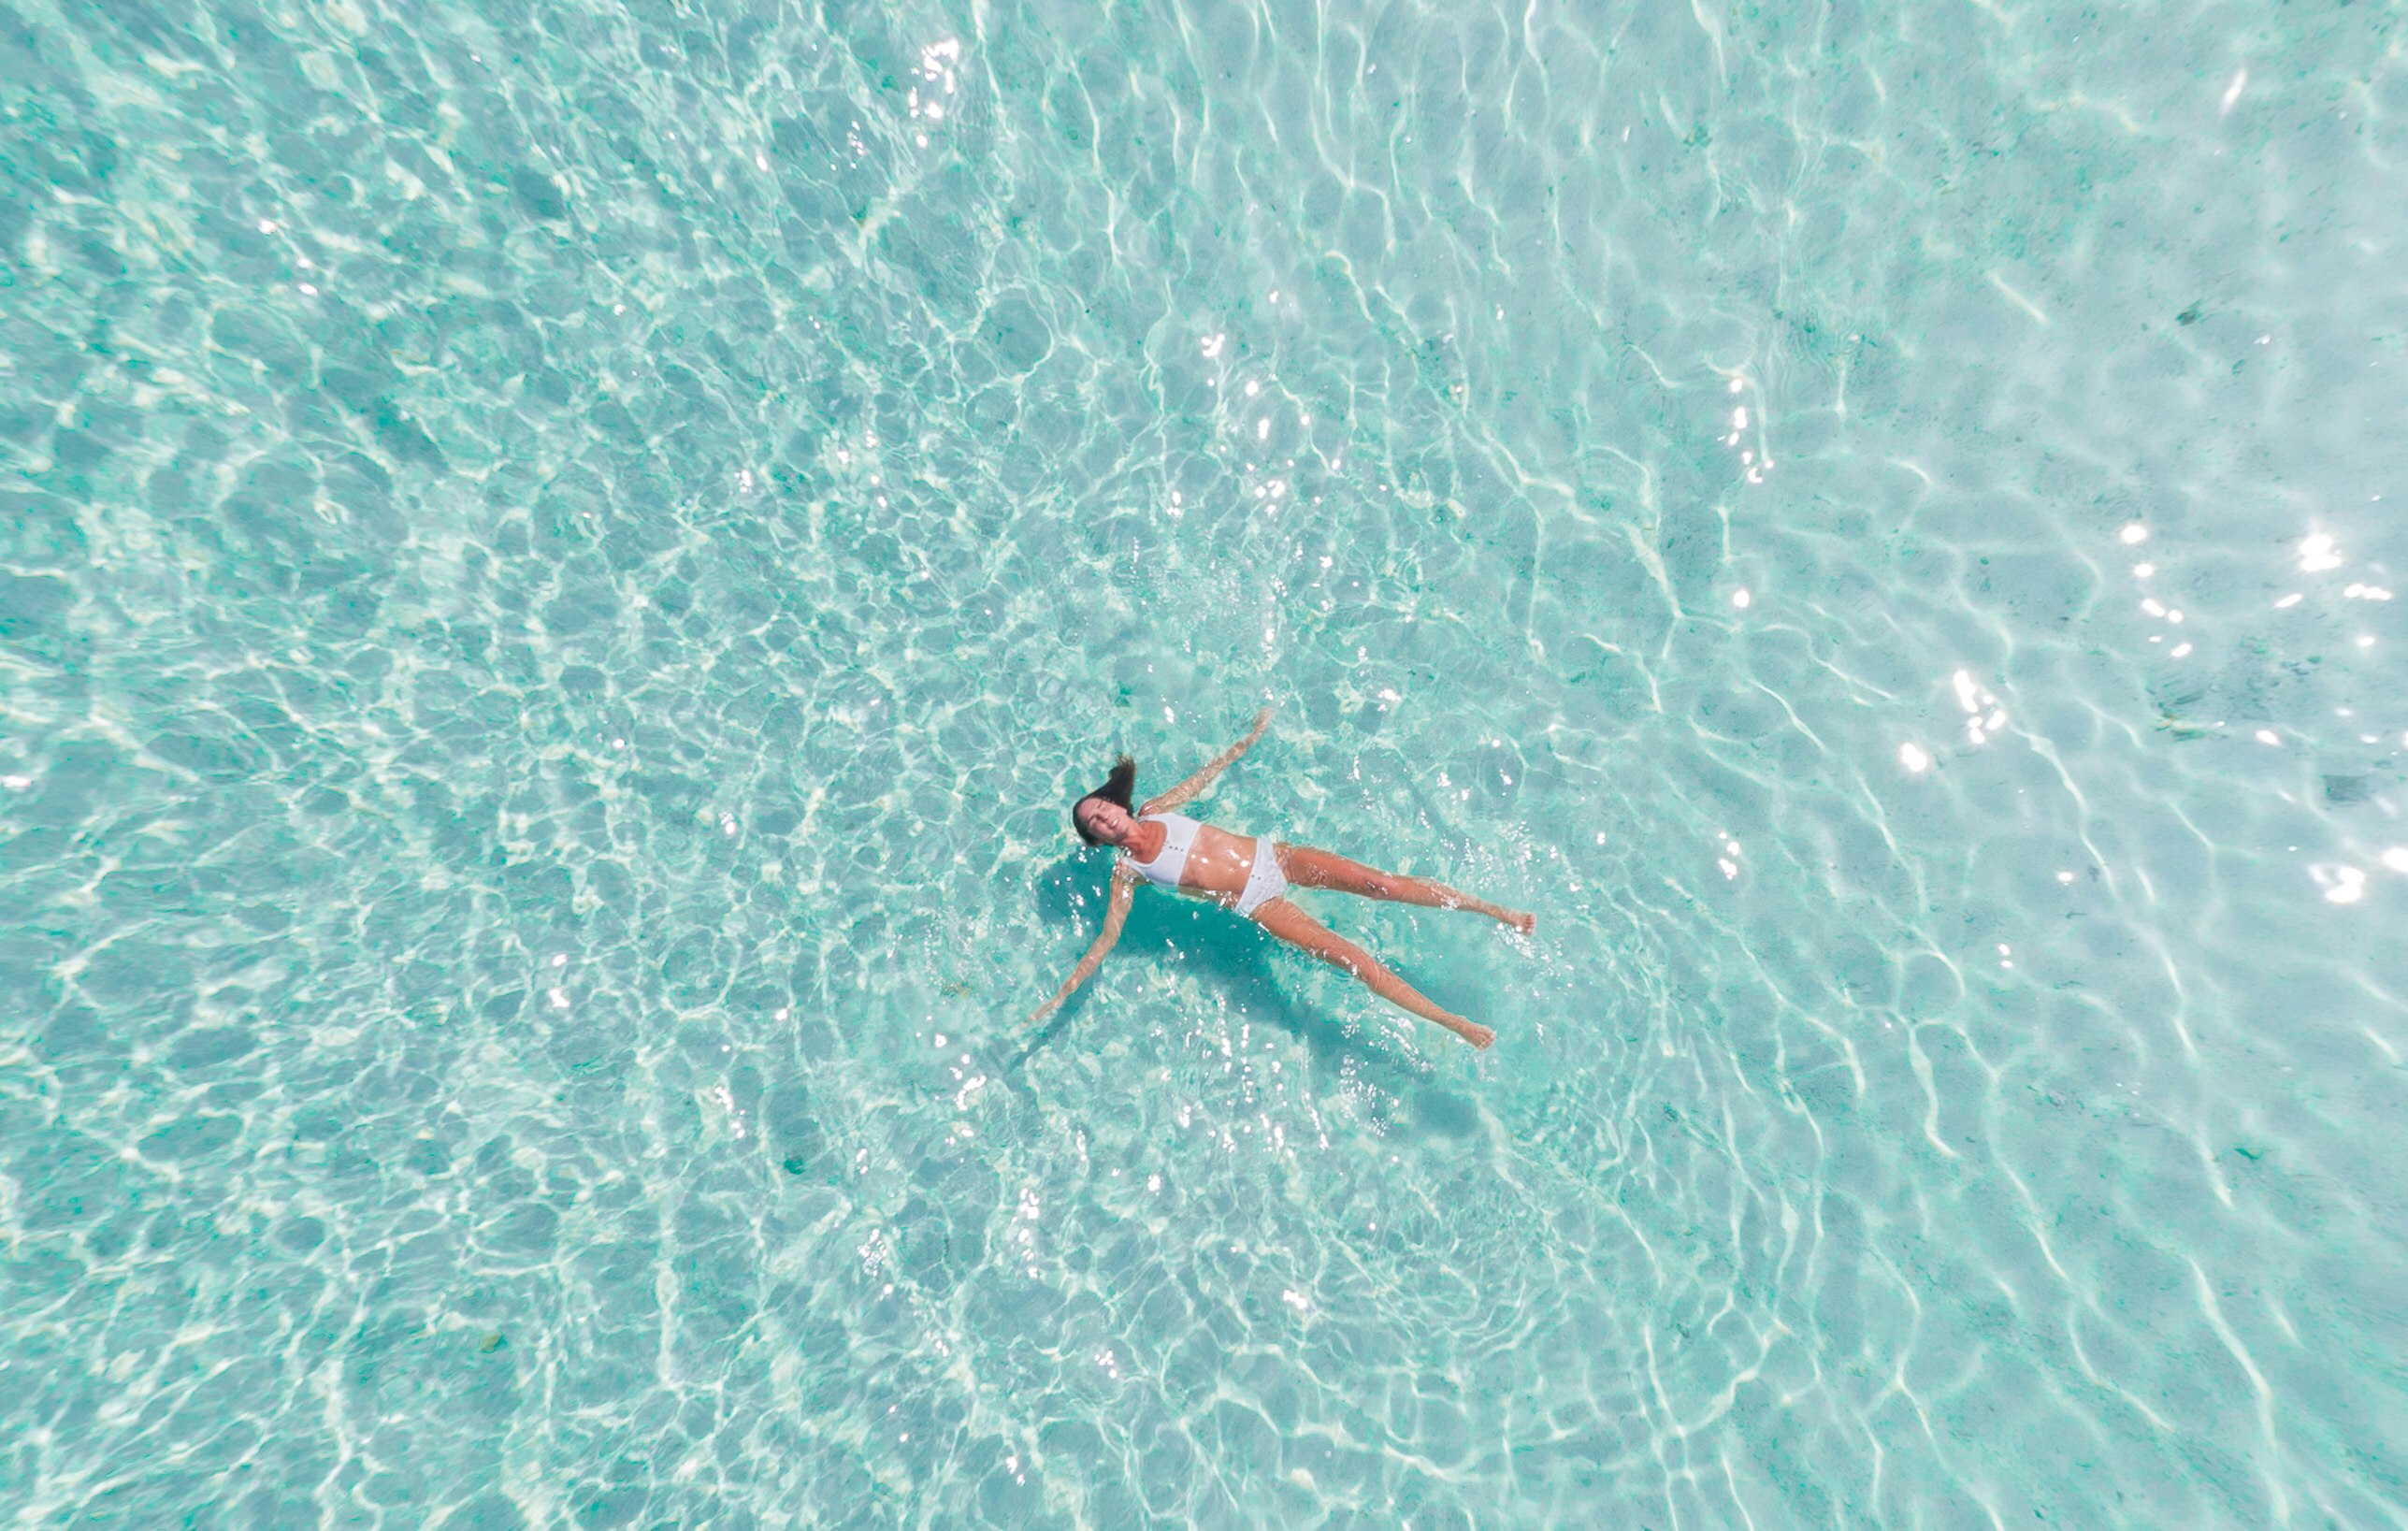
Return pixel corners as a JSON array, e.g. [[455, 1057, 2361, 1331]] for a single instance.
[[1141, 707, 1273, 815], [1029, 867, 1139, 1024]]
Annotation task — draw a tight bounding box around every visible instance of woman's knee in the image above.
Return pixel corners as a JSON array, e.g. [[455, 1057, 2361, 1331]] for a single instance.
[[1311, 936, 1373, 976]]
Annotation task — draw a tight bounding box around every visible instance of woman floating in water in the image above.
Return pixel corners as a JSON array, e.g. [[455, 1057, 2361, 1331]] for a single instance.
[[1030, 708, 1532, 1048]]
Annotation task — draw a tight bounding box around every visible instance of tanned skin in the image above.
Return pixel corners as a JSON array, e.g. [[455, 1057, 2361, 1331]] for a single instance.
[[1031, 708, 1533, 1048]]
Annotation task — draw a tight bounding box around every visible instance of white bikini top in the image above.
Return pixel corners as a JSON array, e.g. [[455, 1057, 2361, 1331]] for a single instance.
[[1121, 813, 1199, 889]]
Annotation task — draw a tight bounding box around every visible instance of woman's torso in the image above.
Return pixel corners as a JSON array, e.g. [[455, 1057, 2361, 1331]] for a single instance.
[[1123, 814, 1265, 900]]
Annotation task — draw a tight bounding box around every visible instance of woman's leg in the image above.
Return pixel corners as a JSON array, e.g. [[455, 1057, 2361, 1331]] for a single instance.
[[1249, 898, 1494, 1048], [1279, 845, 1535, 932]]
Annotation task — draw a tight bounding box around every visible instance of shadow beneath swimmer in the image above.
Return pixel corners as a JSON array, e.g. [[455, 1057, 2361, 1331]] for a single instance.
[[1003, 855, 1447, 1109]]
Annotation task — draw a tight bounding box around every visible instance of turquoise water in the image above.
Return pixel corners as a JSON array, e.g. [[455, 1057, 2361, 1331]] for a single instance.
[[4, 0, 2406, 1523]]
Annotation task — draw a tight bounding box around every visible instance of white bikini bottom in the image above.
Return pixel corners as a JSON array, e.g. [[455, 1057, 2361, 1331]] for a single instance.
[[1233, 839, 1290, 918]]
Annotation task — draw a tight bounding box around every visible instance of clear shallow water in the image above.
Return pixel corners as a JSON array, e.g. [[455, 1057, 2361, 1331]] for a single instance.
[[3, 0, 2405, 1524]]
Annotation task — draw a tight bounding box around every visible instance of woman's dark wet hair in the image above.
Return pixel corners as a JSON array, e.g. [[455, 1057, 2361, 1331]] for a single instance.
[[1071, 755, 1138, 845]]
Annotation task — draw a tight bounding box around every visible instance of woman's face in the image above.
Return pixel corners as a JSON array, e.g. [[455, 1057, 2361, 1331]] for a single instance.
[[1077, 798, 1135, 845]]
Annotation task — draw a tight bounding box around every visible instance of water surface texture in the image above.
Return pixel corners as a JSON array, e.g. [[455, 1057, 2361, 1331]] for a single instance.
[[5, 0, 2407, 1524]]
